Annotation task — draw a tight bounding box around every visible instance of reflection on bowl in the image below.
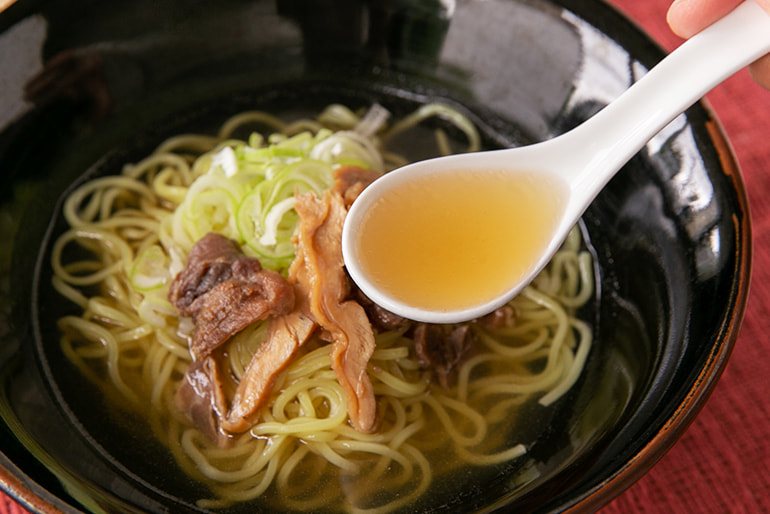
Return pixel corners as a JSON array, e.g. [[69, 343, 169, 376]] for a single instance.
[[0, 0, 749, 513]]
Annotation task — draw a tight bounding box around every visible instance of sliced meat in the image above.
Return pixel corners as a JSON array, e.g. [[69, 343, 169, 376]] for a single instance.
[[221, 219, 321, 433], [221, 309, 315, 433], [334, 165, 405, 331], [174, 355, 231, 446], [477, 304, 517, 330], [294, 190, 378, 433], [353, 286, 410, 332], [333, 165, 382, 208], [190, 266, 295, 359], [168, 232, 295, 359], [168, 232, 242, 317], [413, 324, 476, 389]]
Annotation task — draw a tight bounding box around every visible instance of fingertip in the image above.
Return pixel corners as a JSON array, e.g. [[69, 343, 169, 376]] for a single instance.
[[667, 0, 770, 91], [748, 57, 770, 91], [667, 0, 696, 39], [667, 0, 745, 39]]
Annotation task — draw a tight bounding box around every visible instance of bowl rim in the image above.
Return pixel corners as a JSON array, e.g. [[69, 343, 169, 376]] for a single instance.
[[561, 108, 752, 513]]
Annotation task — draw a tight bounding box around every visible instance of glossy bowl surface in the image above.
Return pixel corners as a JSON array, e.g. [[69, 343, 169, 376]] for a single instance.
[[0, 0, 750, 513]]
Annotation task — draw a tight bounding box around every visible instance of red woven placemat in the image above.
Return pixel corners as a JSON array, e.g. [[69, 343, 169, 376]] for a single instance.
[[0, 498, 23, 514], [2, 1, 769, 513], [603, 0, 770, 512]]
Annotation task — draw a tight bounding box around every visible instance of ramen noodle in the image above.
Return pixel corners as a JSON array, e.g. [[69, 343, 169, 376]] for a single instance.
[[51, 103, 593, 512]]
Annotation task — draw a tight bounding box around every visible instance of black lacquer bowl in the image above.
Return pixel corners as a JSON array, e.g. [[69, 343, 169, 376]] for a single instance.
[[0, 0, 750, 513]]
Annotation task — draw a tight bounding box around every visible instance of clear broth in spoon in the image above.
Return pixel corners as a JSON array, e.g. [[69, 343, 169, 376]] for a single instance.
[[354, 169, 568, 311]]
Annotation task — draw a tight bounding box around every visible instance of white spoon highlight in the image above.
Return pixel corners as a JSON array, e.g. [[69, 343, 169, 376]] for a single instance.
[[342, 0, 770, 324]]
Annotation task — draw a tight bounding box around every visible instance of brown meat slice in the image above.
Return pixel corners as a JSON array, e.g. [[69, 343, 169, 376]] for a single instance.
[[220, 220, 320, 433], [334, 165, 406, 333], [353, 286, 410, 332], [168, 232, 295, 359], [294, 190, 377, 433], [333, 165, 382, 208], [477, 305, 517, 330], [168, 232, 242, 317], [413, 324, 475, 389], [174, 355, 231, 446], [221, 308, 315, 433], [190, 265, 295, 360]]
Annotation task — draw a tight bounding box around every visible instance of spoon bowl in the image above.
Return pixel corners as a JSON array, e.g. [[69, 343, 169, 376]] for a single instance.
[[343, 0, 770, 323]]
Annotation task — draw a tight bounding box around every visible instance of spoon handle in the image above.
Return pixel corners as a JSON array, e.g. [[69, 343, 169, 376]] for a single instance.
[[566, 0, 770, 199]]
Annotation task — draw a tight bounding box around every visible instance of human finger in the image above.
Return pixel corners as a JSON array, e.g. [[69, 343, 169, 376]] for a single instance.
[[667, 0, 770, 89]]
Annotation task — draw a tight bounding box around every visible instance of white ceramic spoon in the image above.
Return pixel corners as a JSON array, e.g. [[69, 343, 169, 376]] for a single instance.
[[342, 0, 770, 324]]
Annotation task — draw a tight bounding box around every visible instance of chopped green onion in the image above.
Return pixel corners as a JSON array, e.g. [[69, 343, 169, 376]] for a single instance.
[[173, 129, 367, 272], [130, 245, 170, 292]]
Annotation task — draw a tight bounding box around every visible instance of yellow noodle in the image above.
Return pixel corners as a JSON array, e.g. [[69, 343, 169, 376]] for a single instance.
[[539, 318, 592, 406], [420, 394, 486, 447], [154, 328, 192, 359], [345, 444, 432, 514], [370, 368, 427, 397], [217, 111, 286, 139], [454, 442, 528, 467], [51, 275, 89, 310], [58, 316, 139, 403], [154, 135, 219, 157], [63, 176, 156, 227], [254, 386, 347, 435]]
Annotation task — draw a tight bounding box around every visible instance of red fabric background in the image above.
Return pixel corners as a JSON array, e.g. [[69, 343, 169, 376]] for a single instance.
[[3, 0, 770, 512], [602, 0, 770, 511]]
